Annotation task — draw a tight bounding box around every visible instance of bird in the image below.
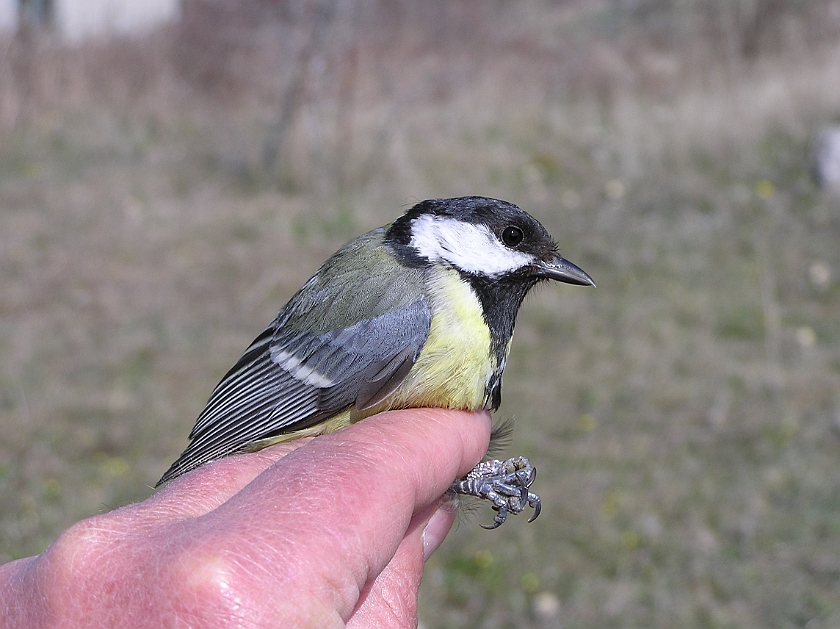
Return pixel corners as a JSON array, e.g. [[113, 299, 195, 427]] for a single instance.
[[158, 196, 594, 526]]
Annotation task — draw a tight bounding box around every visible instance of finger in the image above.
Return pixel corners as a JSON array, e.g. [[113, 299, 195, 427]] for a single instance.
[[137, 440, 310, 522], [422, 503, 459, 561], [346, 505, 449, 629], [176, 409, 491, 625]]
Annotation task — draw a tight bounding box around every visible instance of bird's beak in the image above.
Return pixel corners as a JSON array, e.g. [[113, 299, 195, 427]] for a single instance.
[[534, 254, 595, 287]]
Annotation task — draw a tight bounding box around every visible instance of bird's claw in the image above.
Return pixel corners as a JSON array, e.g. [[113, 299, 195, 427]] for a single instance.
[[449, 456, 541, 529]]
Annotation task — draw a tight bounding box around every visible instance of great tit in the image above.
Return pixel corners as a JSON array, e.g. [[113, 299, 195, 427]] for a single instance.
[[158, 196, 594, 527]]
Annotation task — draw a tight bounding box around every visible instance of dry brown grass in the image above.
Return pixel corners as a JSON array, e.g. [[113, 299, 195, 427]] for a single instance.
[[2, 1, 840, 626]]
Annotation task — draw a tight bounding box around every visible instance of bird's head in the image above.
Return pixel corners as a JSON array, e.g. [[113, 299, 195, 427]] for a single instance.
[[386, 196, 595, 287]]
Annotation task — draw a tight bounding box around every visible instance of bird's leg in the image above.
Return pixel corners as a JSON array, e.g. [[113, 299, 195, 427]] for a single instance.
[[449, 456, 541, 529]]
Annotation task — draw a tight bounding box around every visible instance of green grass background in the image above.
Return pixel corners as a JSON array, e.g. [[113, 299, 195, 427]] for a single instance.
[[1, 2, 840, 626]]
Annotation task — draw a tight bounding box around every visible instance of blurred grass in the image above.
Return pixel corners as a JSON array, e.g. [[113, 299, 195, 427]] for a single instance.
[[2, 1, 840, 627]]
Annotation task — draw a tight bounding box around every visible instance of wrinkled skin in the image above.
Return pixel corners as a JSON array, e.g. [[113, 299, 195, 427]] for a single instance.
[[0, 409, 491, 629]]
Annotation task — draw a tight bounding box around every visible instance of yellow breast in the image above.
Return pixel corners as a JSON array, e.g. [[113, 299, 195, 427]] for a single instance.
[[378, 267, 495, 412]]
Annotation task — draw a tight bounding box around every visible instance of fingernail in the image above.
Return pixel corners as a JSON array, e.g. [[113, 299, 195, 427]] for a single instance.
[[422, 507, 456, 561]]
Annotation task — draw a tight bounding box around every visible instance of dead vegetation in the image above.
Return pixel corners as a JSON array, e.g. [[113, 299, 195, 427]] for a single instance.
[[1, 1, 840, 626]]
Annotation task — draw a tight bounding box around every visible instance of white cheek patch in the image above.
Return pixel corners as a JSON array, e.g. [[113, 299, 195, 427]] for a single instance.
[[409, 215, 534, 276]]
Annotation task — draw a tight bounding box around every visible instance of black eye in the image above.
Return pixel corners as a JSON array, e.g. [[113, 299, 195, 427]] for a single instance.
[[501, 226, 524, 248]]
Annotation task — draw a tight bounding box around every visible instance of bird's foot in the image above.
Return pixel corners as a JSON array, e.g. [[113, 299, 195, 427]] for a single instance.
[[449, 456, 541, 529]]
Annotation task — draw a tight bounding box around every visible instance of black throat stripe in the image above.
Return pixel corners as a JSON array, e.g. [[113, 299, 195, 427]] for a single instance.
[[461, 271, 541, 411]]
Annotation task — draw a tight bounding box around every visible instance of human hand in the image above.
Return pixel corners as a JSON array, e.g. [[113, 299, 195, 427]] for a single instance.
[[0, 409, 491, 628]]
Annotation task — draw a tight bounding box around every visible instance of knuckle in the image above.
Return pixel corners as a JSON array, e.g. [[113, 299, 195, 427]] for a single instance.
[[167, 536, 260, 623], [43, 514, 122, 578], [31, 514, 135, 621]]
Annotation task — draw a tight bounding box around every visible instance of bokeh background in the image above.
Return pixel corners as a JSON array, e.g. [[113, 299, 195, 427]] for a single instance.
[[2, 1, 840, 626]]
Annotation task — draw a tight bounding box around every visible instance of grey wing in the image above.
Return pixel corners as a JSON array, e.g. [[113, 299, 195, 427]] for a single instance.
[[156, 299, 431, 485]]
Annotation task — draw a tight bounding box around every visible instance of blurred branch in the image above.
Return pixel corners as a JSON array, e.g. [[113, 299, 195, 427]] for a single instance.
[[753, 222, 784, 393], [740, 0, 787, 58], [261, 0, 338, 176], [335, 43, 359, 195]]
